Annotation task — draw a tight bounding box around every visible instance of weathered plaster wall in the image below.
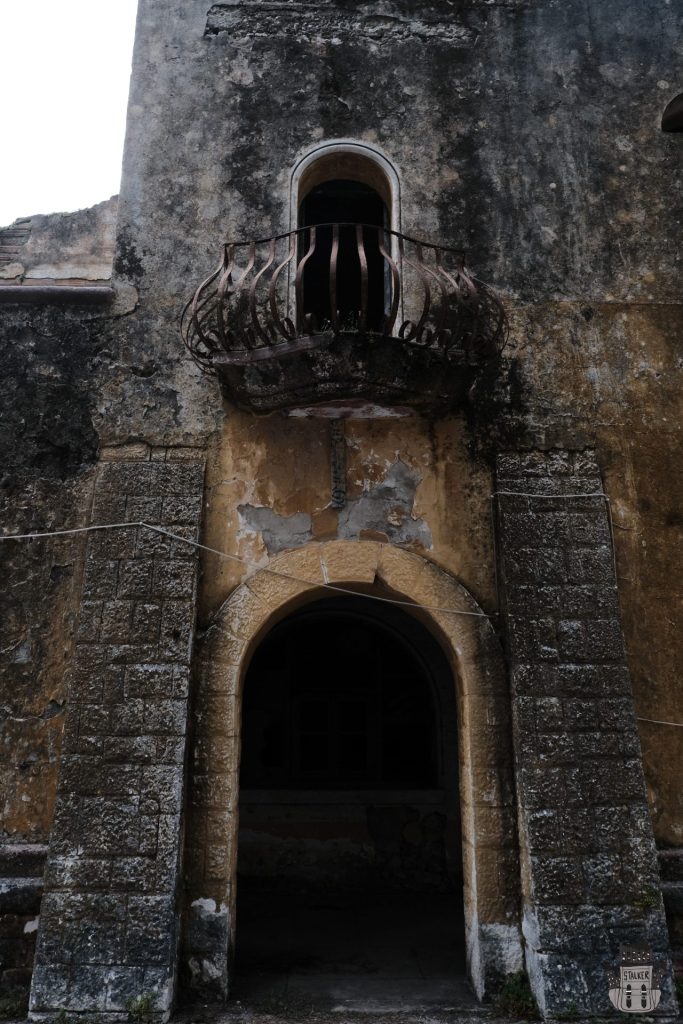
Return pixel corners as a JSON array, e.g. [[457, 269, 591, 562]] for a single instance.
[[199, 412, 497, 625]]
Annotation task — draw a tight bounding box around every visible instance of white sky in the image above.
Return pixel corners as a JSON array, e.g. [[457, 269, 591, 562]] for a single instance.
[[0, 0, 138, 228]]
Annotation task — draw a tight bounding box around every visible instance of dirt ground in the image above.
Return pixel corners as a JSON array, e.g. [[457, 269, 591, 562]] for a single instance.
[[173, 1002, 625, 1024]]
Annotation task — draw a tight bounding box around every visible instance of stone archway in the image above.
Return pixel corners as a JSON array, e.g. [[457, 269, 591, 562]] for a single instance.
[[182, 541, 522, 1001]]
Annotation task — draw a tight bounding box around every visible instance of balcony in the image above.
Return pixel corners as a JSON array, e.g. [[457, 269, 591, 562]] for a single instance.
[[181, 224, 506, 416]]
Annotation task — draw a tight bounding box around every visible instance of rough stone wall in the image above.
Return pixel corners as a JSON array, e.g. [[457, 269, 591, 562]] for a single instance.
[[28, 451, 204, 1019], [495, 450, 674, 1016], [0, 197, 118, 284], [1, 299, 106, 850]]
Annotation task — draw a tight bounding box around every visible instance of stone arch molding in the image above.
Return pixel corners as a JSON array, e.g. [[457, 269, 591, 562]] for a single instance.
[[183, 541, 523, 1001], [289, 138, 402, 237]]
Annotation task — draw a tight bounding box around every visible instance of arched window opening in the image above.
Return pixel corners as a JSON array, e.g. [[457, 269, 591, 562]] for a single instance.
[[662, 93, 683, 132]]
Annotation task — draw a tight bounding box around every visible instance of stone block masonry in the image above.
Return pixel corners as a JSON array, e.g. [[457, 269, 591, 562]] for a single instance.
[[29, 449, 205, 1022], [494, 450, 676, 1017]]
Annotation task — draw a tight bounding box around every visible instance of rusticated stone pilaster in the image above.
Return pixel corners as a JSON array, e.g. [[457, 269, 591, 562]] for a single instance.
[[29, 450, 205, 1021], [495, 450, 676, 1018]]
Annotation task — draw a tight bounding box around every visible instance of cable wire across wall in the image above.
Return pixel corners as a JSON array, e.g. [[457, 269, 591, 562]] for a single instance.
[[2, 510, 681, 728]]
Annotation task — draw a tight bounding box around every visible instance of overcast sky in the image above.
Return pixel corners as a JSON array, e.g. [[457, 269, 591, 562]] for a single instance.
[[0, 1, 138, 228]]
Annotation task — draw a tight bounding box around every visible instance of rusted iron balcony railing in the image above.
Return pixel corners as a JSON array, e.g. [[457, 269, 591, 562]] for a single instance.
[[181, 224, 506, 414]]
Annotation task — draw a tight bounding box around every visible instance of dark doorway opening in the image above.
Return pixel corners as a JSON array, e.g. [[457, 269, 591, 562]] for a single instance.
[[299, 180, 388, 333], [235, 597, 469, 1010]]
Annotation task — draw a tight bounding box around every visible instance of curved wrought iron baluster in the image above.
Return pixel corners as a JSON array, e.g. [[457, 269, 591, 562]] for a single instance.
[[249, 237, 277, 347], [455, 257, 480, 306], [419, 248, 453, 341], [329, 224, 340, 333], [377, 227, 400, 337], [356, 224, 369, 332], [412, 243, 437, 343], [215, 244, 237, 353], [191, 293, 220, 352], [472, 277, 507, 353], [295, 226, 318, 335], [181, 256, 222, 352], [231, 242, 257, 350], [433, 249, 462, 304], [398, 236, 433, 343], [182, 276, 221, 371], [269, 233, 298, 341], [433, 253, 461, 350]]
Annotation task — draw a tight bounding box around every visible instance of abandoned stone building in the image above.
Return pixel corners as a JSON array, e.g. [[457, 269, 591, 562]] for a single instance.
[[1, 0, 682, 1019]]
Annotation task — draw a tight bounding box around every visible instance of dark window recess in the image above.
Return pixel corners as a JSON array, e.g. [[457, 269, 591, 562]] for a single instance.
[[298, 179, 388, 332], [662, 93, 683, 132], [241, 601, 438, 789]]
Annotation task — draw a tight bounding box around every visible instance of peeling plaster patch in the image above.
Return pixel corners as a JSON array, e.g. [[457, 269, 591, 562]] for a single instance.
[[188, 955, 223, 985], [338, 460, 432, 548], [24, 915, 40, 934], [187, 898, 231, 996], [191, 897, 218, 914], [238, 505, 313, 555]]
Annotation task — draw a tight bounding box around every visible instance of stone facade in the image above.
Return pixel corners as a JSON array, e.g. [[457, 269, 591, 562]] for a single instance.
[[0, 0, 682, 1019]]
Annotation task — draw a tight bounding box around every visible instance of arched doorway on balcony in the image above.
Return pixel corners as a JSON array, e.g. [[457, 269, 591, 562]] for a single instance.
[[292, 141, 399, 335], [298, 180, 388, 332], [235, 594, 468, 1009]]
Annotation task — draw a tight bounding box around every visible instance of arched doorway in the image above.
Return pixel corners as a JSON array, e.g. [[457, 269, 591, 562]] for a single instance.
[[291, 141, 400, 336], [182, 541, 522, 1003], [235, 596, 466, 1008]]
